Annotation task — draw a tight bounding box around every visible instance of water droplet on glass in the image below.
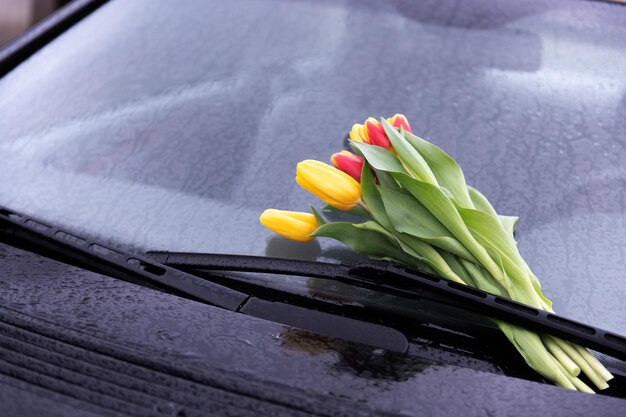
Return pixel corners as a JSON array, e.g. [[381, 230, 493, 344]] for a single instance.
[[153, 402, 184, 416]]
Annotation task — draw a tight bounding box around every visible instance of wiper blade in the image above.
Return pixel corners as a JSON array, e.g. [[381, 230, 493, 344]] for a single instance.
[[3, 203, 624, 360], [0, 206, 248, 310], [146, 251, 626, 362], [0, 205, 408, 352]]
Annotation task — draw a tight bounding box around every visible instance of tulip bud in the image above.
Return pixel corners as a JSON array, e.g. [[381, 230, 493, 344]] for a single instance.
[[389, 114, 412, 133], [349, 123, 370, 144], [259, 209, 318, 242], [364, 117, 392, 149], [330, 151, 364, 182], [296, 160, 362, 211]]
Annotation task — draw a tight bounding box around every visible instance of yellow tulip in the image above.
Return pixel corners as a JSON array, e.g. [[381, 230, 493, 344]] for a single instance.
[[296, 160, 361, 210], [259, 209, 318, 242], [349, 123, 370, 144]]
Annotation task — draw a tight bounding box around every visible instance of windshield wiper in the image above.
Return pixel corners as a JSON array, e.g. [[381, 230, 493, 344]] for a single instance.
[[2, 205, 626, 361], [0, 205, 408, 352], [0, 207, 248, 310], [143, 253, 626, 362]]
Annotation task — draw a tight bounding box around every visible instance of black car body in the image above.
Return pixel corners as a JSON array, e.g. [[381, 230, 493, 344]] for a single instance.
[[1, 0, 626, 415]]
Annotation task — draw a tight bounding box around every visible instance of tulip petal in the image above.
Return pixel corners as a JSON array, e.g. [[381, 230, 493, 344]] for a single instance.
[[391, 114, 412, 133], [365, 119, 392, 149], [381, 118, 438, 185], [350, 124, 368, 144], [296, 172, 355, 211], [260, 209, 317, 242], [331, 151, 364, 182], [296, 160, 361, 210]]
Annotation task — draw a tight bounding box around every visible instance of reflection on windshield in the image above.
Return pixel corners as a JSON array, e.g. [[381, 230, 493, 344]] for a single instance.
[[280, 328, 431, 383]]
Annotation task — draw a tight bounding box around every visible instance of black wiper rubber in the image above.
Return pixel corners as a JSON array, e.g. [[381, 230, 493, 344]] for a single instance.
[[0, 206, 408, 353], [146, 251, 626, 362], [0, 206, 248, 311]]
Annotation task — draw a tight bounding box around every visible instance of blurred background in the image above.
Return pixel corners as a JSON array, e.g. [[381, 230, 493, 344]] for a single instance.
[[0, 0, 69, 47], [3, 0, 626, 50]]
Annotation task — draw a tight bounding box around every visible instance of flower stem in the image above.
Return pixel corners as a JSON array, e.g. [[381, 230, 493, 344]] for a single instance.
[[550, 337, 608, 390], [543, 336, 580, 376], [551, 355, 594, 393], [574, 344, 614, 382]]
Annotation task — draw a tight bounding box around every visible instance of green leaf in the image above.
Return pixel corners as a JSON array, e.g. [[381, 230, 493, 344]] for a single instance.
[[390, 172, 511, 291], [312, 222, 398, 256], [468, 185, 519, 236], [353, 221, 424, 263], [458, 207, 546, 307], [351, 142, 405, 173], [499, 215, 520, 238], [378, 186, 476, 262], [392, 173, 477, 246], [397, 233, 465, 283], [322, 204, 370, 219], [360, 163, 429, 268], [458, 210, 523, 283], [358, 164, 463, 281], [380, 119, 438, 184], [439, 251, 475, 287], [310, 205, 327, 226], [460, 260, 509, 298], [457, 207, 519, 258], [356, 220, 464, 283], [312, 221, 420, 268], [360, 160, 393, 229], [353, 220, 396, 240], [468, 186, 498, 216], [456, 208, 537, 309], [528, 270, 553, 310], [402, 130, 474, 208], [374, 169, 399, 189], [360, 162, 422, 264]]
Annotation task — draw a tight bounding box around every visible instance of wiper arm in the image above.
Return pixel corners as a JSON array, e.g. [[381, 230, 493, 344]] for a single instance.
[[0, 205, 408, 352], [3, 203, 625, 360], [145, 251, 626, 362], [0, 206, 248, 310]]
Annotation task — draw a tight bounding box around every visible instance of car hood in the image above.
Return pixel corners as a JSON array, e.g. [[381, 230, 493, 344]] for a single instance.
[[2, 241, 626, 416]]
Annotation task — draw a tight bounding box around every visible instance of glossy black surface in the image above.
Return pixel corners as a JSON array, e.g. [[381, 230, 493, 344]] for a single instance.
[[2, 242, 626, 416], [1, 0, 626, 413]]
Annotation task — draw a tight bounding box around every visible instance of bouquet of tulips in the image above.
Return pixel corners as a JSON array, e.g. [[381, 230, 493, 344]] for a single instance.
[[260, 114, 613, 392]]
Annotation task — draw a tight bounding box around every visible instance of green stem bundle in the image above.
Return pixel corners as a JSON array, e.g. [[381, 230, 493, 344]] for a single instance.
[[312, 119, 613, 392]]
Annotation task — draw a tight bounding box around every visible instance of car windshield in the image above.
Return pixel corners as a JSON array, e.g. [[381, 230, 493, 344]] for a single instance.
[[1, 0, 626, 335]]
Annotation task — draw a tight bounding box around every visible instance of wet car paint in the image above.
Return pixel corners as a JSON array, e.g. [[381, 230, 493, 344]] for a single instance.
[[2, 241, 626, 416]]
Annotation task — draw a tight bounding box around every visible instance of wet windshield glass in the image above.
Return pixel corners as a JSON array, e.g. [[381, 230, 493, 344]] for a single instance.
[[1, 1, 625, 334]]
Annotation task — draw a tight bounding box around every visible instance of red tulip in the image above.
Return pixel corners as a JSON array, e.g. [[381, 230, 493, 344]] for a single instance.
[[330, 151, 364, 182], [364, 117, 392, 149], [389, 114, 412, 133]]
